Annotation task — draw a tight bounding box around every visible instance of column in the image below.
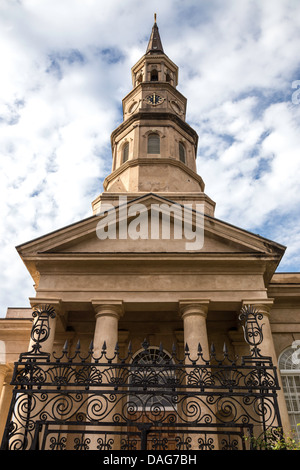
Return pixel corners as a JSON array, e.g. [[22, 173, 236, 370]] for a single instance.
[[0, 364, 8, 397], [27, 299, 62, 450], [89, 300, 124, 450], [92, 300, 124, 357], [179, 300, 217, 449], [0, 365, 13, 445], [179, 300, 210, 357], [242, 300, 291, 437]]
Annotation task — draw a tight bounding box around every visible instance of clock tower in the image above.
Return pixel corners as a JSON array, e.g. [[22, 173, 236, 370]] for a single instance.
[[92, 17, 216, 217]]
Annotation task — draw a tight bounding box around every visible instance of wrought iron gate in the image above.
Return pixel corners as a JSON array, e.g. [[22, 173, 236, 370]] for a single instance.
[[1, 305, 283, 450]]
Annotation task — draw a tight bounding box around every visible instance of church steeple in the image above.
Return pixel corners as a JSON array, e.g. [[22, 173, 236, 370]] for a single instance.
[[91, 18, 216, 218]]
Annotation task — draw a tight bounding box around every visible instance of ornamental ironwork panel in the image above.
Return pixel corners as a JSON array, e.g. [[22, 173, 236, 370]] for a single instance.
[[1, 304, 283, 451]]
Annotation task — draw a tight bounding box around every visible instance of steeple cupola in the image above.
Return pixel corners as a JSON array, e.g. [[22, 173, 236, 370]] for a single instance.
[[131, 18, 178, 89], [130, 18, 178, 93]]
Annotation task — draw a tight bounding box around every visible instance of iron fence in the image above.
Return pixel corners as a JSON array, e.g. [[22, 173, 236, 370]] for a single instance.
[[1, 305, 283, 450]]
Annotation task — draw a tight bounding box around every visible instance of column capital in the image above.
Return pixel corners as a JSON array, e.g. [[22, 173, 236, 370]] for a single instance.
[[241, 299, 274, 317], [92, 300, 124, 320], [179, 299, 210, 319]]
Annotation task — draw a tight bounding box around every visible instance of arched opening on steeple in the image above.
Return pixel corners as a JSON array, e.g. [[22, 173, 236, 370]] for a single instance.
[[150, 69, 158, 81], [179, 142, 186, 163], [147, 133, 160, 154], [122, 142, 129, 163]]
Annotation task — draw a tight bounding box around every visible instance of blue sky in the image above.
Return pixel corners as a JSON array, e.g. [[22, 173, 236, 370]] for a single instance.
[[0, 0, 300, 316]]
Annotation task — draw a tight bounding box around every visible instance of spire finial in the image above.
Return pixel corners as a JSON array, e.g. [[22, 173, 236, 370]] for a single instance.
[[154, 13, 157, 24]]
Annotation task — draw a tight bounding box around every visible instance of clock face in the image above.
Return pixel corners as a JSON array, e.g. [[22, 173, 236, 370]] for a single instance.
[[146, 93, 164, 105]]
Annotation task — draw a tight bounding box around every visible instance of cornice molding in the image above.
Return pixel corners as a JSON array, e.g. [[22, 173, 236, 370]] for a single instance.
[[110, 111, 198, 149], [103, 157, 204, 191]]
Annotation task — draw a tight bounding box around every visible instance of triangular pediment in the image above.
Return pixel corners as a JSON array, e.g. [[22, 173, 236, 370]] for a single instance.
[[17, 193, 285, 258]]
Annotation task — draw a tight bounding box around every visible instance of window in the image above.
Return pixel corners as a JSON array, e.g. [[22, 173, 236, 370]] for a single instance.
[[279, 346, 300, 441], [179, 142, 186, 163], [123, 142, 129, 163], [150, 69, 158, 81], [147, 133, 160, 154], [129, 347, 176, 410]]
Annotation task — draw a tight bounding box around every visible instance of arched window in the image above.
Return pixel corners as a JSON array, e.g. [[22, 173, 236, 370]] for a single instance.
[[279, 346, 300, 441], [150, 69, 158, 81], [179, 142, 186, 163], [147, 133, 160, 154], [122, 142, 129, 163], [129, 347, 175, 410]]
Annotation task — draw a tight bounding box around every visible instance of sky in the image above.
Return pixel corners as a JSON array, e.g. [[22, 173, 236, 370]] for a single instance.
[[0, 0, 300, 316]]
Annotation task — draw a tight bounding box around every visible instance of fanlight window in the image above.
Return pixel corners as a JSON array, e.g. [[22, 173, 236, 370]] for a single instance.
[[147, 133, 160, 154], [279, 346, 300, 441], [123, 142, 129, 163], [129, 347, 176, 410], [179, 142, 186, 163]]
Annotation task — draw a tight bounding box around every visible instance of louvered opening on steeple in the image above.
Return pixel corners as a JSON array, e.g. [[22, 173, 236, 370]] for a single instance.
[[150, 69, 158, 81], [147, 133, 160, 154]]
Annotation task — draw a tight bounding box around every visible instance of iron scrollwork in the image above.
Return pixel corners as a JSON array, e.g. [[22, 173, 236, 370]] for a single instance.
[[1, 304, 283, 451], [239, 304, 264, 358], [20, 304, 56, 361]]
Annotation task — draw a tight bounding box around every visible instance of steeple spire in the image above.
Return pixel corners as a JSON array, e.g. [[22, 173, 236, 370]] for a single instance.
[[146, 14, 164, 55]]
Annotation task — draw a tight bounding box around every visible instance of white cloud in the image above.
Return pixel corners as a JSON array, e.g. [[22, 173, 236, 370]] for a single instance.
[[0, 0, 300, 315]]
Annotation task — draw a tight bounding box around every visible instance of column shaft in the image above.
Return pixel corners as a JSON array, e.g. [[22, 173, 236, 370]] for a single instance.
[[179, 300, 217, 450], [180, 300, 210, 357], [92, 301, 124, 357], [0, 365, 13, 444], [88, 301, 124, 450]]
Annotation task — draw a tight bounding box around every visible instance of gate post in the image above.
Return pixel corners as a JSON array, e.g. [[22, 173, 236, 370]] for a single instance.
[[242, 300, 291, 437], [28, 298, 62, 357]]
